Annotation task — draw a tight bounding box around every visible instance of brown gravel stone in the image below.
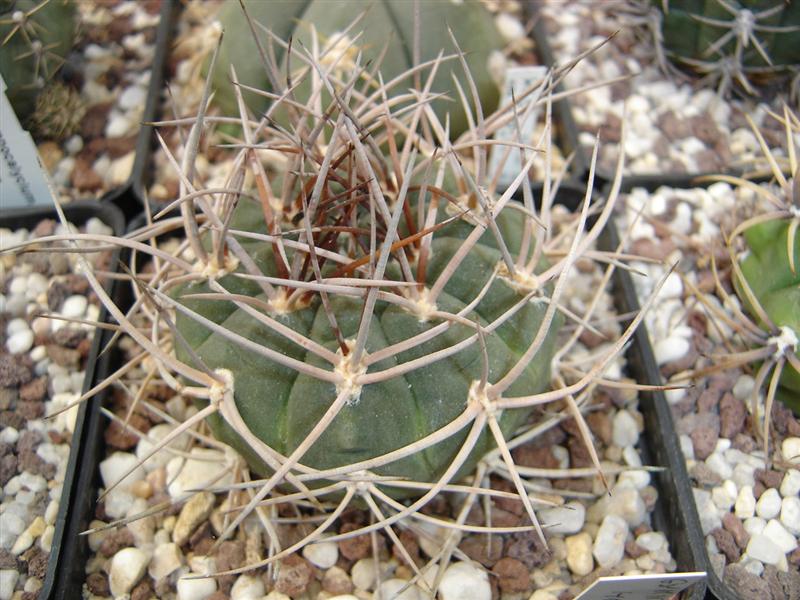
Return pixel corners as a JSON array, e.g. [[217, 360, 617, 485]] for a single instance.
[[19, 377, 47, 402], [104, 414, 150, 450], [690, 426, 719, 460], [86, 572, 110, 596], [459, 535, 504, 568], [724, 563, 770, 598], [630, 238, 676, 262], [99, 527, 135, 557], [567, 436, 593, 468], [338, 521, 372, 561], [0, 454, 18, 487], [788, 547, 800, 567], [624, 538, 647, 559], [0, 549, 18, 570], [772, 401, 800, 437], [274, 554, 313, 597], [492, 557, 530, 593], [71, 158, 103, 192], [657, 110, 691, 141], [711, 527, 740, 563], [719, 393, 746, 439], [46, 344, 81, 368], [322, 566, 354, 595], [503, 531, 550, 570], [0, 388, 16, 411], [689, 462, 722, 487], [81, 102, 113, 139], [106, 135, 137, 158], [764, 565, 800, 600], [722, 512, 750, 549], [392, 529, 420, 566], [16, 401, 44, 420], [0, 355, 33, 387], [586, 412, 613, 445], [512, 443, 560, 469], [756, 469, 784, 490], [131, 578, 153, 600], [22, 547, 48, 578]]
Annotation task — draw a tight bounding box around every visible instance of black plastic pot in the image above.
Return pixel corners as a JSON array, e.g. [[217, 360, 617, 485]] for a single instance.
[[63, 184, 704, 598], [0, 201, 125, 600]]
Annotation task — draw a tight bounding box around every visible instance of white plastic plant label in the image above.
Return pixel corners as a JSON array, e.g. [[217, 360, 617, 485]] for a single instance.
[[489, 65, 547, 190], [0, 75, 55, 209], [575, 572, 706, 600]]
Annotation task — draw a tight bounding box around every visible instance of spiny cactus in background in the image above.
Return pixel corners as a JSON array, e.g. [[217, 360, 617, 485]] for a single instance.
[[29, 80, 86, 141], [211, 0, 504, 138], [0, 0, 76, 120], [626, 0, 800, 95], [728, 108, 800, 412], [3, 14, 659, 583]]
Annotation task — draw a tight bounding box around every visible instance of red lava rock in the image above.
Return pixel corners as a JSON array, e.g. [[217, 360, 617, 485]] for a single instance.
[[46, 344, 81, 368], [586, 412, 613, 445], [86, 572, 110, 596], [689, 427, 718, 460], [631, 237, 676, 262], [568, 436, 593, 468], [106, 135, 137, 158], [130, 579, 154, 600], [625, 537, 647, 559], [338, 521, 372, 561], [512, 443, 560, 469], [274, 554, 313, 597], [0, 455, 18, 487], [81, 102, 113, 139], [788, 547, 800, 567], [756, 469, 784, 490], [657, 110, 691, 141], [772, 401, 800, 437], [492, 557, 530, 593], [392, 529, 421, 566], [711, 527, 740, 563], [0, 355, 33, 387], [503, 531, 550, 570], [17, 401, 44, 420], [19, 377, 47, 403], [459, 535, 504, 568], [719, 393, 746, 439], [99, 527, 135, 558], [22, 547, 48, 578], [696, 386, 721, 413], [71, 158, 103, 193], [104, 414, 150, 450], [215, 540, 245, 573], [32, 219, 56, 238], [722, 512, 750, 549]]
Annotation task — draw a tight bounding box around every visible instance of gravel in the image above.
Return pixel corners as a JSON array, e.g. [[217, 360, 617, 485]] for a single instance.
[[0, 216, 112, 599]]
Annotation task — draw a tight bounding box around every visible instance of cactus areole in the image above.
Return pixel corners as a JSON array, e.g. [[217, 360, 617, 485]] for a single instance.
[[173, 192, 562, 497]]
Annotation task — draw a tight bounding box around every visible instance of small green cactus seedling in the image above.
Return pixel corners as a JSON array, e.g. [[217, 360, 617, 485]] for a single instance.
[[210, 0, 504, 138], [626, 0, 800, 95], [0, 0, 76, 120]]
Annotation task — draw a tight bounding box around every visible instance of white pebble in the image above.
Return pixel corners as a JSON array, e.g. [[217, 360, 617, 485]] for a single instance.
[[85, 217, 112, 236], [780, 496, 800, 536], [438, 561, 491, 600], [746, 534, 784, 565], [377, 579, 423, 600], [782, 438, 800, 464], [65, 135, 83, 154], [231, 575, 265, 599], [109, 547, 149, 596], [693, 489, 722, 534], [762, 519, 797, 554], [653, 336, 690, 365], [636, 531, 666, 552], [612, 410, 639, 447], [351, 558, 379, 591], [166, 449, 233, 499], [6, 330, 34, 354], [105, 112, 132, 138], [593, 515, 628, 568], [302, 539, 338, 569], [539, 501, 586, 534], [706, 452, 733, 480], [177, 575, 217, 600], [780, 470, 800, 497], [0, 428, 19, 444], [100, 452, 145, 490], [119, 85, 147, 110], [565, 532, 593, 576], [732, 375, 755, 401], [0, 570, 19, 600], [16, 472, 47, 493], [495, 13, 526, 41], [61, 295, 88, 319], [711, 482, 736, 512], [756, 488, 782, 520], [743, 517, 766, 537]]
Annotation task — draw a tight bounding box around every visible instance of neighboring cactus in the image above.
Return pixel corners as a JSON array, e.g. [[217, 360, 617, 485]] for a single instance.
[[210, 0, 505, 138], [0, 0, 76, 120], [625, 0, 800, 94], [28, 80, 86, 141]]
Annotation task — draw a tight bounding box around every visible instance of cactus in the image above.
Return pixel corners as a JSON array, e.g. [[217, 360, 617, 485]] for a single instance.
[[0, 0, 76, 120], [722, 108, 799, 421], [4, 19, 658, 579], [210, 0, 504, 139], [28, 80, 85, 141], [626, 1, 800, 94]]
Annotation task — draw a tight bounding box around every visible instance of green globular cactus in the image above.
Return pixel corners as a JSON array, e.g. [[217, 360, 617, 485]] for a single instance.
[[649, 0, 800, 93], [0, 0, 76, 120], [211, 0, 504, 139], [735, 206, 800, 406], [173, 193, 562, 496]]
